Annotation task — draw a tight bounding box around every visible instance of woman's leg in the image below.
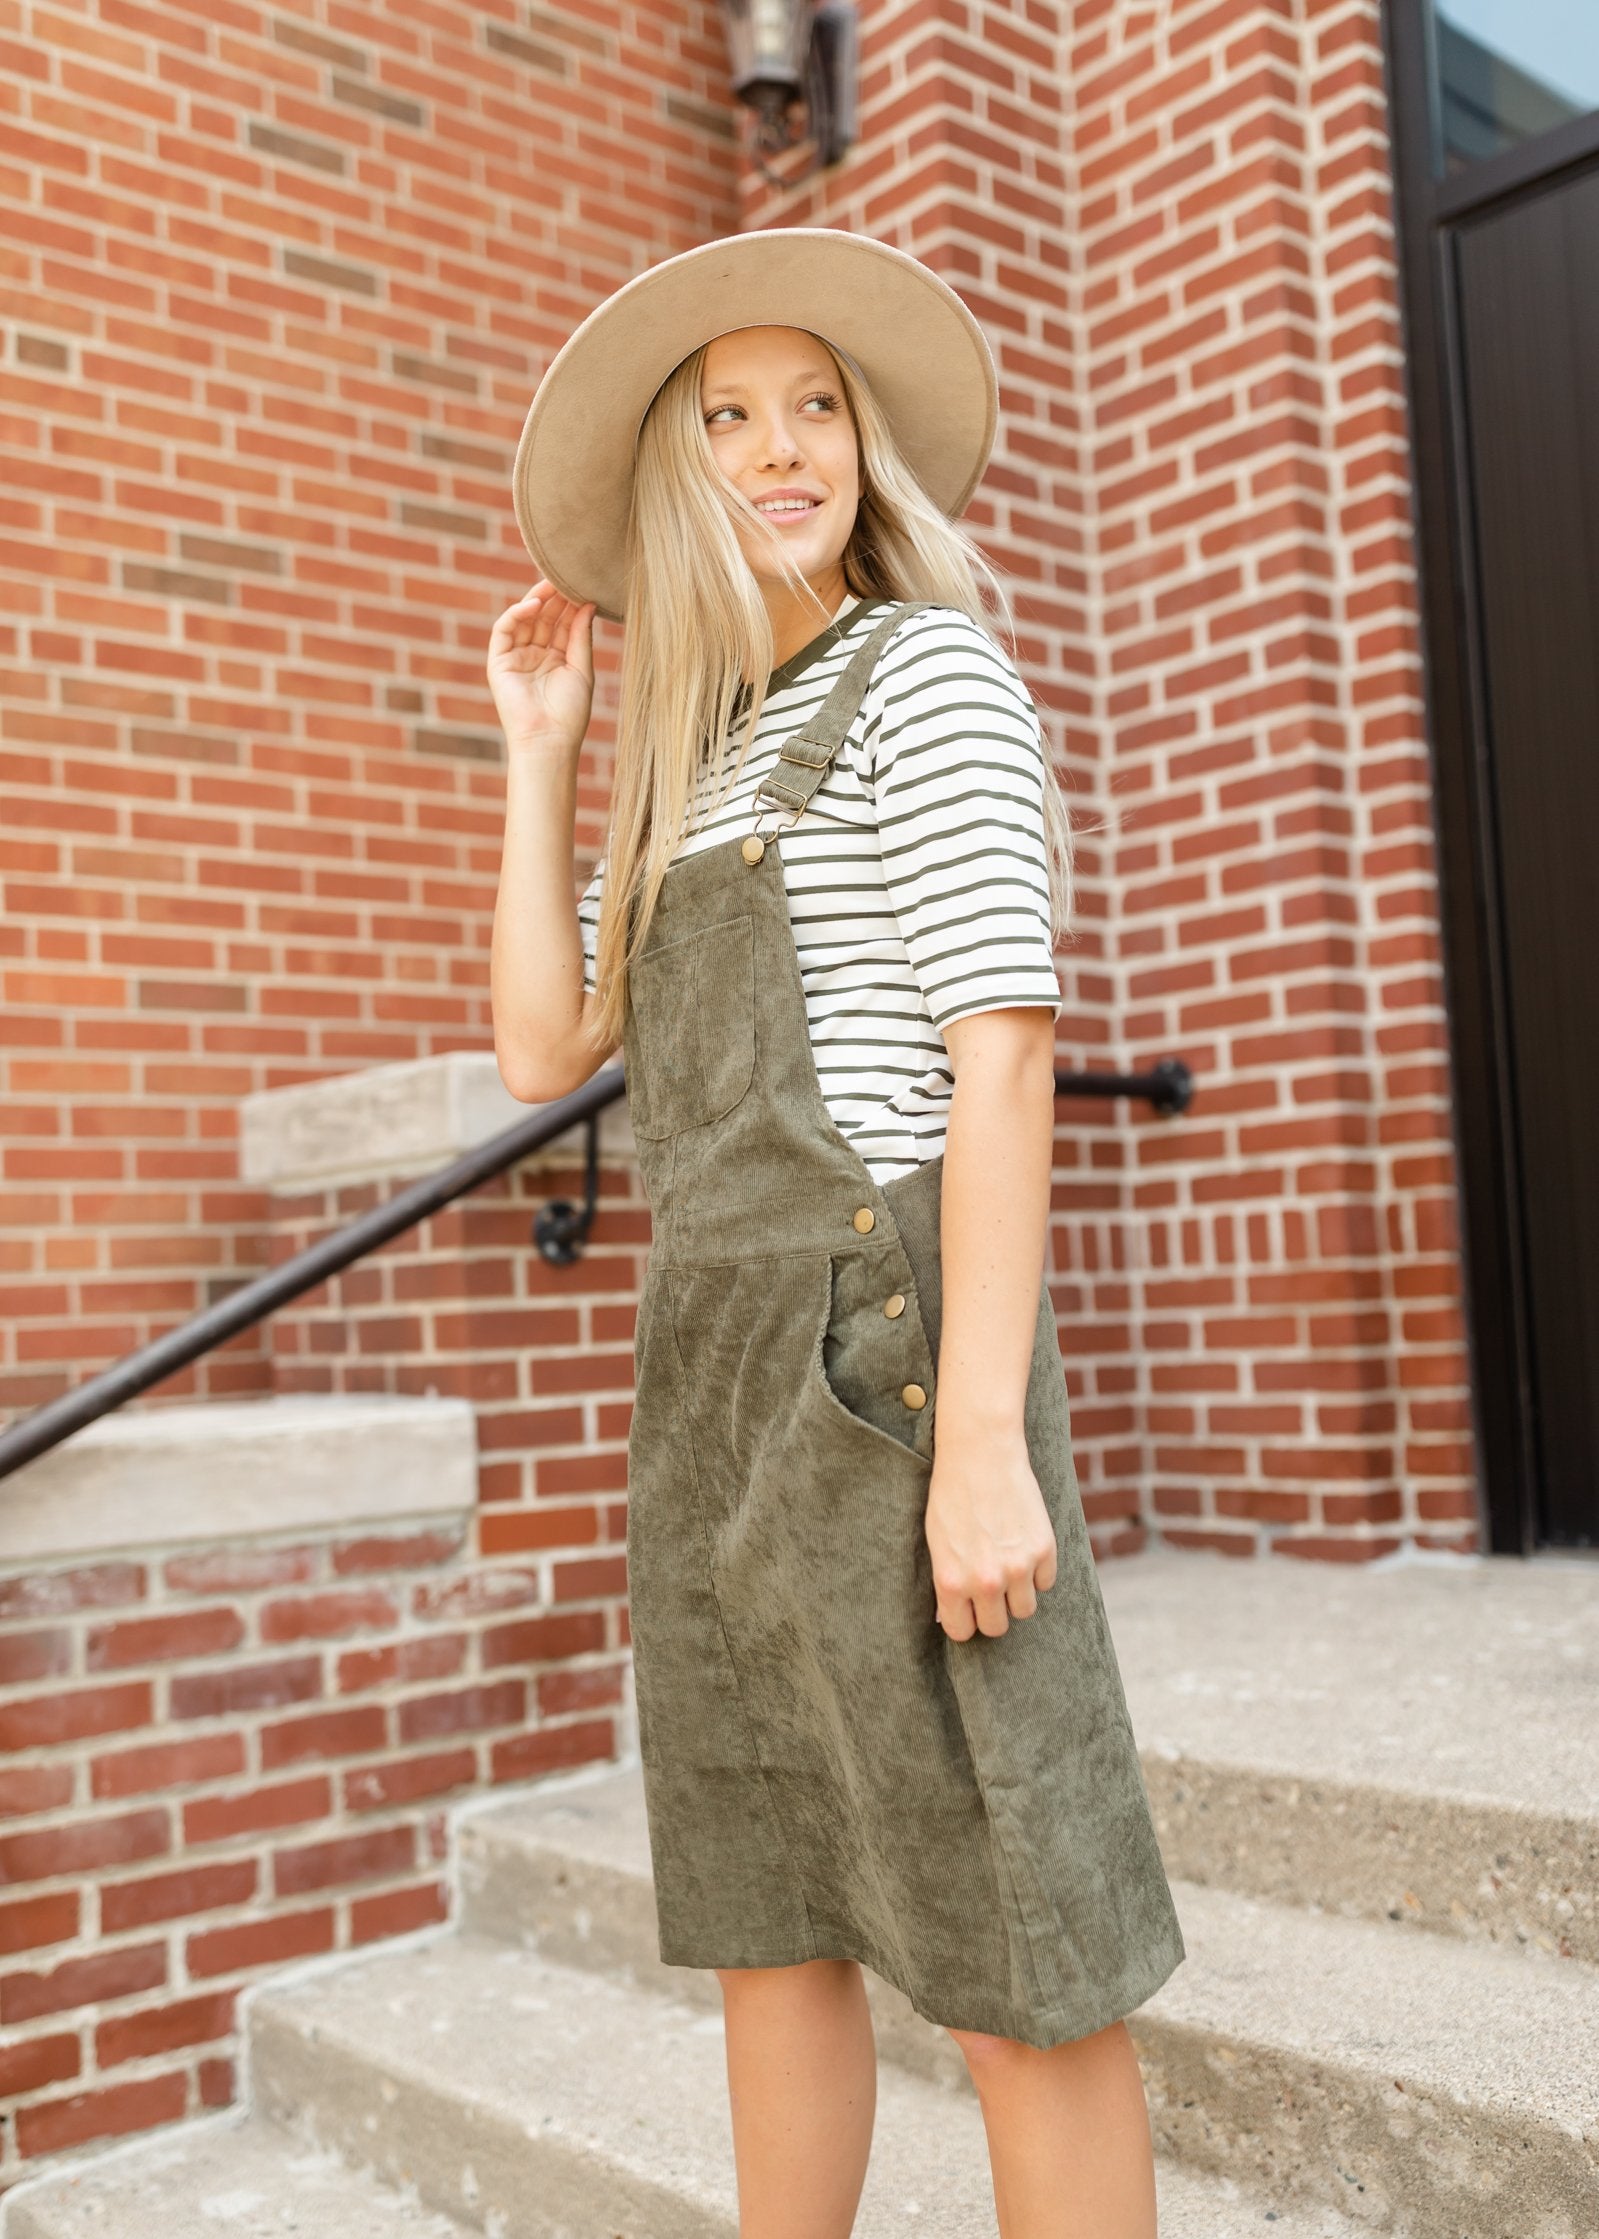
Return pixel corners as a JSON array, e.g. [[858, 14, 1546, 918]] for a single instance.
[[947, 2017, 1159, 2239], [716, 1956, 878, 2239]]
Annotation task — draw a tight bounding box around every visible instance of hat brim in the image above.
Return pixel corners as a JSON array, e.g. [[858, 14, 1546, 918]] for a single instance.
[[511, 228, 998, 624]]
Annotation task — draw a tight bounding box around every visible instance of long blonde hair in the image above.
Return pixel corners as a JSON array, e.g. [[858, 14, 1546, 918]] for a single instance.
[[582, 329, 1077, 1058]]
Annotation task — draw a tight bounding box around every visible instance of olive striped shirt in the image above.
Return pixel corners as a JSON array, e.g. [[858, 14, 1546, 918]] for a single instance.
[[578, 594, 1062, 1184]]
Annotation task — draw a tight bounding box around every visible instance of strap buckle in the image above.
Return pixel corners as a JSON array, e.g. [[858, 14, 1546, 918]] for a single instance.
[[751, 800, 795, 842]]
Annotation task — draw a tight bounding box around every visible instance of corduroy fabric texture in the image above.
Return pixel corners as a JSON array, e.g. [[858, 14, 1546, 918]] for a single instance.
[[620, 607, 1187, 2048]]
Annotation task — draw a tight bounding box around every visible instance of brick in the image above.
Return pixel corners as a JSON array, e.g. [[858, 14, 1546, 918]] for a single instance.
[[186, 1907, 335, 1979], [169, 1657, 322, 1720], [478, 1609, 606, 1667], [0, 1627, 73, 1684], [163, 1546, 318, 1593], [536, 1662, 624, 1716], [15, 2070, 188, 2157], [335, 1634, 465, 1691], [272, 1823, 416, 1896], [0, 1808, 171, 1886], [91, 1732, 246, 1800], [342, 1749, 475, 1812], [0, 2030, 80, 2098], [259, 1705, 387, 1768], [199, 2051, 236, 2107], [2, 1941, 167, 2024], [410, 1569, 542, 1622], [0, 1764, 75, 1819], [349, 1879, 449, 1944], [490, 1717, 615, 1784], [395, 1680, 526, 1745], [0, 1891, 79, 1956], [96, 1987, 236, 2068], [100, 1858, 257, 1932], [183, 1776, 333, 1845], [85, 1608, 246, 1668], [0, 1682, 152, 1752], [259, 1589, 400, 1642], [0, 1564, 145, 1621], [331, 1527, 469, 1575]]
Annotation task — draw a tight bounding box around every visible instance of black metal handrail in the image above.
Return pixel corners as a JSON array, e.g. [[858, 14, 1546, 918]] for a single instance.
[[0, 1056, 1193, 1484]]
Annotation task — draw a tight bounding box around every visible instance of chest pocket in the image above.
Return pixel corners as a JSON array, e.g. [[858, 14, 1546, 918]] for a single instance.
[[624, 911, 757, 1140]]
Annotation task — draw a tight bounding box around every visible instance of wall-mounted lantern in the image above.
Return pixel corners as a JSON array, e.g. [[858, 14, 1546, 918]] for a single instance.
[[718, 0, 859, 187]]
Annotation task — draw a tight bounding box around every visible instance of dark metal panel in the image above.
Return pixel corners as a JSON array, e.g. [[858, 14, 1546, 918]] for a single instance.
[[1382, 1, 1532, 1552], [1454, 175, 1599, 1546]]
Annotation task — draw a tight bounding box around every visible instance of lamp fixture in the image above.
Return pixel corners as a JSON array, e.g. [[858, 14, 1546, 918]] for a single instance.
[[718, 0, 859, 187]]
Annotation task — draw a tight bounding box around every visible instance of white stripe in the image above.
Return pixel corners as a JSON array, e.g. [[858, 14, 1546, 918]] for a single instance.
[[579, 597, 1061, 1184]]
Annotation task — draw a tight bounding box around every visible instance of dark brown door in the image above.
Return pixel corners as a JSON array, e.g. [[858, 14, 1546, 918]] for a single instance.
[[1386, 4, 1599, 1552], [1453, 176, 1599, 1547]]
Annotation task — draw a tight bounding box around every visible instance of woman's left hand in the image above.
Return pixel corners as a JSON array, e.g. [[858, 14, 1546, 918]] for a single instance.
[[924, 1421, 1058, 1639]]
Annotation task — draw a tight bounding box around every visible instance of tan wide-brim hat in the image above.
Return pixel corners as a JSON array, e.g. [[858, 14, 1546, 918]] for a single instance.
[[511, 227, 999, 624]]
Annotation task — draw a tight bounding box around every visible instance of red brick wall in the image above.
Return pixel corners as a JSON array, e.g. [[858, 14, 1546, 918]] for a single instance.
[[1062, 0, 1474, 1555], [0, 0, 729, 2188], [0, 0, 735, 1418], [0, 1511, 613, 2174], [731, 0, 1475, 1556]]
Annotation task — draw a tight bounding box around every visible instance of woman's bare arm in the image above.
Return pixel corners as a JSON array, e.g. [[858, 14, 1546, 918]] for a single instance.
[[485, 583, 618, 1102], [491, 749, 617, 1100], [923, 1003, 1060, 1640]]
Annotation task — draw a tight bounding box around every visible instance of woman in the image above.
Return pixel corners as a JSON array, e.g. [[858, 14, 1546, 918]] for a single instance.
[[487, 228, 1185, 2239]]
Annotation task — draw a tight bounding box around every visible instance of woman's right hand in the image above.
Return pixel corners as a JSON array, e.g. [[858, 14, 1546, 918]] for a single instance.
[[486, 581, 597, 765]]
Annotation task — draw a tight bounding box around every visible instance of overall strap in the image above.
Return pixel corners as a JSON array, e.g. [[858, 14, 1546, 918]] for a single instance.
[[752, 601, 933, 823]]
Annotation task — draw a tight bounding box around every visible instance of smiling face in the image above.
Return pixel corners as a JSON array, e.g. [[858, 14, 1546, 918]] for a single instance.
[[699, 324, 861, 603]]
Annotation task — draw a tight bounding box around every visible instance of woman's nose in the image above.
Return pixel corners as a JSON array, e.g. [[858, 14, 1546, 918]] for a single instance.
[[750, 415, 805, 464]]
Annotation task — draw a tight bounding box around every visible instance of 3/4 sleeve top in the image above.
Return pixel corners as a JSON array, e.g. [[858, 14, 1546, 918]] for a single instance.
[[577, 597, 1062, 1185]]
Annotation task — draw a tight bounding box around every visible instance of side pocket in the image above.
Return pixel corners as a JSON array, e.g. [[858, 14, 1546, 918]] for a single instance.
[[810, 1250, 936, 1472]]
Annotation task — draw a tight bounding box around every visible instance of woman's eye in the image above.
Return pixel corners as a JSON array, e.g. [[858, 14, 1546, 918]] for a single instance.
[[705, 392, 841, 425]]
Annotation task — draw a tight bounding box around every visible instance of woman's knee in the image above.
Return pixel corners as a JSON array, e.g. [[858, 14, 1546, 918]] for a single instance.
[[946, 2024, 1027, 2077], [946, 2015, 1127, 2077], [715, 1955, 860, 1997]]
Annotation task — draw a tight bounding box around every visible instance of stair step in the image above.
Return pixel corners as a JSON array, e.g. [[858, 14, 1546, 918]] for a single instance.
[[249, 1928, 972, 2237], [458, 1764, 1599, 2236], [1103, 1545, 1599, 1962], [2, 2114, 471, 2238], [242, 1927, 1341, 2239], [1143, 1881, 1599, 2233], [0, 2069, 1357, 2239]]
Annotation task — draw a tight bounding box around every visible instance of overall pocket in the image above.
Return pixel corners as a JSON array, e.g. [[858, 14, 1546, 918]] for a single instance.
[[624, 911, 757, 1140], [809, 1249, 936, 1473]]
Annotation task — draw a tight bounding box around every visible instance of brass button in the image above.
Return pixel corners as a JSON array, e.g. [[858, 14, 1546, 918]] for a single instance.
[[883, 1292, 906, 1319], [851, 1206, 875, 1234], [901, 1382, 927, 1410], [741, 834, 765, 865]]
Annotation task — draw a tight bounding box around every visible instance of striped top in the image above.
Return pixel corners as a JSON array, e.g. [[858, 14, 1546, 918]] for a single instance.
[[579, 593, 1062, 1184]]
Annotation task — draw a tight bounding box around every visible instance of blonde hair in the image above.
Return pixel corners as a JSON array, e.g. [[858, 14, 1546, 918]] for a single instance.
[[581, 329, 1077, 1058]]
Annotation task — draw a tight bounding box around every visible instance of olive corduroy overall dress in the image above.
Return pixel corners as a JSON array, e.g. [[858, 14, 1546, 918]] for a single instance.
[[620, 601, 1187, 2048]]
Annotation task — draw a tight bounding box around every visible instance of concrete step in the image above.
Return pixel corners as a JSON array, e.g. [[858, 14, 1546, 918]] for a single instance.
[[1144, 1882, 1599, 2236], [458, 1763, 1599, 2235], [243, 1925, 1353, 2239], [0, 1391, 477, 1570], [2, 2112, 472, 2238], [1102, 1546, 1599, 1965]]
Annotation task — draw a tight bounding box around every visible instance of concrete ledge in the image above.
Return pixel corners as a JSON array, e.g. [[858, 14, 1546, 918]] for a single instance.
[[239, 1050, 634, 1193], [0, 1395, 478, 1567]]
